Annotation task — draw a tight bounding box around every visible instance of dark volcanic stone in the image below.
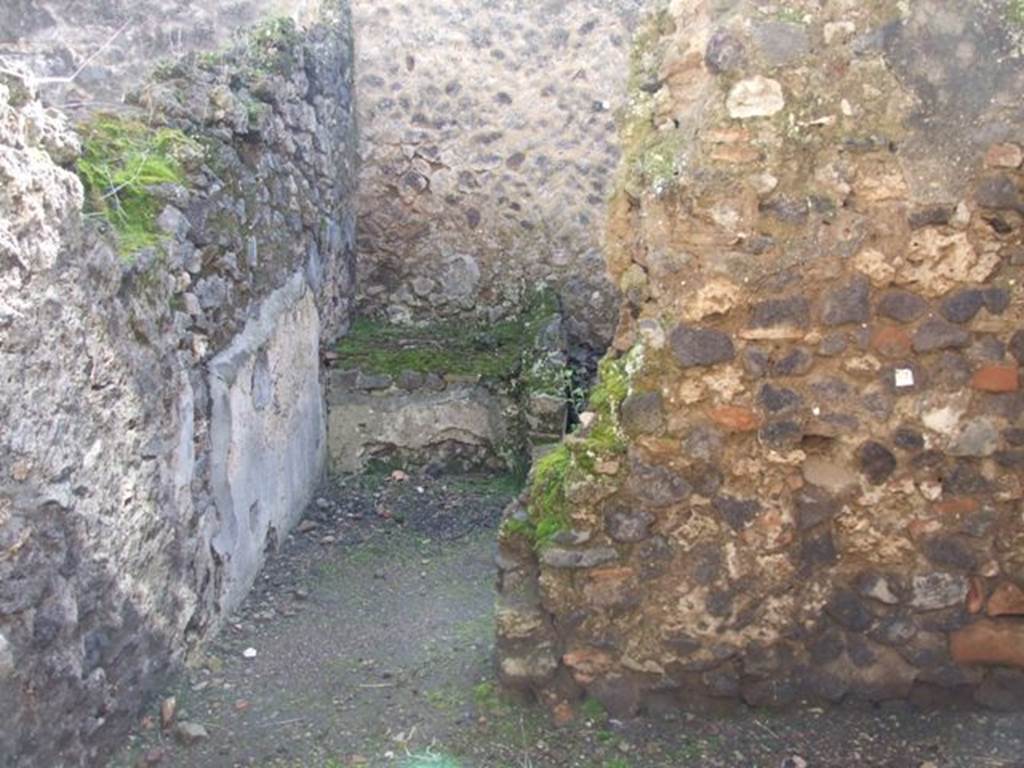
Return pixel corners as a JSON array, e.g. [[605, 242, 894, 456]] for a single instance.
[[808, 376, 850, 400], [983, 287, 1011, 315], [876, 289, 929, 324], [589, 675, 640, 718], [758, 383, 803, 413], [995, 450, 1024, 469], [1010, 330, 1024, 362], [801, 667, 850, 703], [817, 332, 848, 356], [761, 196, 809, 223], [670, 324, 735, 367], [976, 670, 1024, 711], [689, 545, 724, 585], [858, 441, 897, 485], [684, 462, 723, 497], [742, 346, 771, 378], [604, 504, 655, 543], [969, 336, 1007, 362], [712, 495, 762, 531], [681, 424, 724, 461], [800, 530, 838, 568], [975, 173, 1022, 211], [705, 28, 746, 74], [771, 347, 814, 377], [908, 204, 953, 229], [620, 391, 665, 436], [624, 461, 691, 507], [749, 296, 810, 328], [809, 628, 845, 664], [913, 318, 971, 352], [759, 419, 802, 447], [931, 351, 972, 388], [821, 275, 871, 326], [702, 664, 741, 698], [892, 427, 925, 452], [1005, 428, 1024, 447], [871, 616, 917, 646], [794, 486, 839, 531], [920, 535, 978, 572], [706, 588, 734, 617], [943, 462, 992, 495], [939, 289, 985, 324], [825, 588, 874, 632]]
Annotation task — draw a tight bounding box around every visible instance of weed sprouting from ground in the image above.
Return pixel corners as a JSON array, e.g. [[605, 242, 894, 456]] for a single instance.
[[77, 116, 199, 257]]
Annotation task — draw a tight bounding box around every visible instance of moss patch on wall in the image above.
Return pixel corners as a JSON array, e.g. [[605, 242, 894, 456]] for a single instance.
[[336, 289, 560, 381], [77, 115, 200, 257], [511, 354, 631, 548]]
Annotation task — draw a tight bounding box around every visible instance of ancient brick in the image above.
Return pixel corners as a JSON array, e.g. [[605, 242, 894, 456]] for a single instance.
[[871, 326, 912, 358], [709, 405, 760, 432], [971, 364, 1019, 392], [951, 620, 1024, 668]]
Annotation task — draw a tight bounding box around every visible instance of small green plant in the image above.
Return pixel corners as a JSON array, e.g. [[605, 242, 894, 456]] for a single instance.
[[77, 116, 199, 257], [528, 444, 572, 546], [506, 353, 631, 550], [580, 697, 609, 724], [472, 680, 502, 712]]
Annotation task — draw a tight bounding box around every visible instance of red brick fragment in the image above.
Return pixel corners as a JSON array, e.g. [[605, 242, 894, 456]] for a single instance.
[[709, 405, 760, 431], [971, 365, 1019, 393]]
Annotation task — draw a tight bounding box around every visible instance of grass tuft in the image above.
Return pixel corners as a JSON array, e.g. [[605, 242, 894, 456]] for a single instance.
[[77, 115, 199, 257]]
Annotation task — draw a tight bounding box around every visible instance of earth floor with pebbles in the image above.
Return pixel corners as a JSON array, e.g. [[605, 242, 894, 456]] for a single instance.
[[110, 472, 1024, 768]]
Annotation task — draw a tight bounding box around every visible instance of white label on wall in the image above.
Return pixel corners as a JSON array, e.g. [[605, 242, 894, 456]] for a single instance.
[[894, 368, 915, 388]]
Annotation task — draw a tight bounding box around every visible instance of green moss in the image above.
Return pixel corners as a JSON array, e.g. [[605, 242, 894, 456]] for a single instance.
[[77, 115, 200, 258], [529, 445, 572, 544], [337, 288, 560, 381], [511, 354, 631, 549], [335, 316, 524, 378], [1011, 0, 1024, 25]]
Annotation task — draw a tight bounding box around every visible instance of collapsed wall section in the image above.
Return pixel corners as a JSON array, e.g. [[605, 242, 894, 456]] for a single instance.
[[498, 0, 1024, 717], [0, 3, 357, 764]]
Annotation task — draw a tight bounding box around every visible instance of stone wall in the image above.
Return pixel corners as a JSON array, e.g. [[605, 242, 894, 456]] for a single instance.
[[0, 3, 357, 763], [0, 0, 322, 111], [498, 0, 1024, 717], [350, 0, 647, 351]]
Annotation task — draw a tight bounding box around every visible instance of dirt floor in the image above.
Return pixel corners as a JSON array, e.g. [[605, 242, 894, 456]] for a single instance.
[[110, 473, 1024, 768]]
